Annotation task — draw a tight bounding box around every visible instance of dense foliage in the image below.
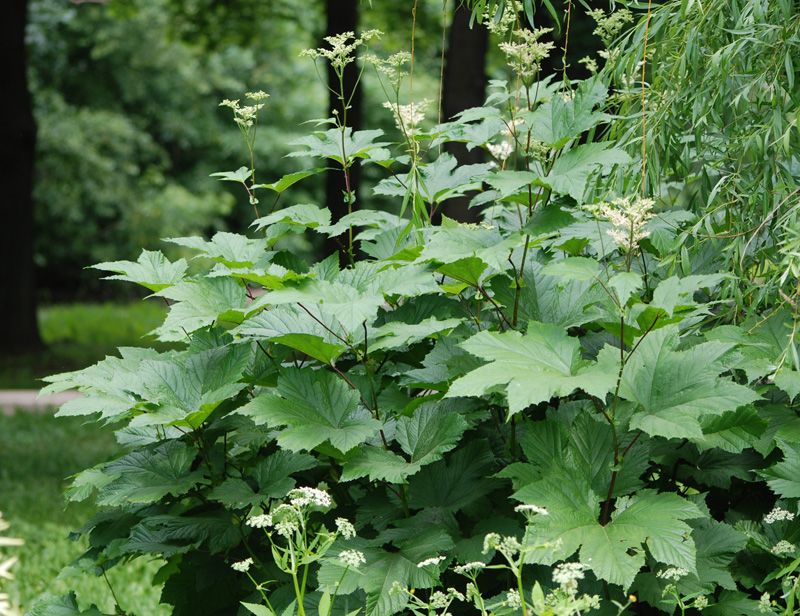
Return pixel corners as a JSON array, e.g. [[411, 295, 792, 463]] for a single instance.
[[32, 1, 800, 616]]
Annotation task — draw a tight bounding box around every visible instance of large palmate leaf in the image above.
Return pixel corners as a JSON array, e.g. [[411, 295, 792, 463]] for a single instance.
[[288, 127, 389, 165], [757, 440, 800, 498], [97, 440, 207, 506], [543, 143, 631, 202], [602, 326, 761, 439], [154, 276, 250, 341], [236, 368, 380, 453], [135, 345, 252, 428], [517, 468, 702, 589], [341, 403, 469, 482], [92, 249, 187, 292], [166, 232, 270, 268], [446, 322, 617, 414]]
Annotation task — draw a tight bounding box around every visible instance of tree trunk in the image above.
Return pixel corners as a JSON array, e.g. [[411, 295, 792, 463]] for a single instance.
[[1, 0, 43, 354], [440, 3, 489, 223], [323, 0, 362, 260]]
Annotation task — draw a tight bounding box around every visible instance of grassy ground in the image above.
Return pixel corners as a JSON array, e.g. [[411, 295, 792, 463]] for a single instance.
[[0, 411, 168, 615], [0, 301, 175, 389]]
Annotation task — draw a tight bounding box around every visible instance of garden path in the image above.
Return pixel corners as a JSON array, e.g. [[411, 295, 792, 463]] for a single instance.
[[0, 389, 81, 414]]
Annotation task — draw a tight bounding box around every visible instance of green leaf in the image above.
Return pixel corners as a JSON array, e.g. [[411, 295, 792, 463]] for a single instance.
[[154, 276, 249, 341], [607, 326, 761, 439], [774, 369, 800, 400], [541, 257, 600, 281], [608, 272, 643, 308], [546, 143, 631, 202], [651, 274, 725, 317], [270, 334, 347, 364], [483, 169, 540, 198], [97, 441, 207, 506], [288, 128, 389, 165], [210, 166, 252, 183], [255, 169, 322, 194], [697, 407, 768, 453], [241, 602, 275, 616], [522, 204, 578, 237], [436, 257, 488, 287], [252, 203, 332, 231], [371, 317, 462, 352], [757, 440, 800, 498], [27, 592, 103, 616], [92, 249, 188, 293], [342, 404, 468, 482], [236, 368, 380, 453], [167, 232, 269, 268], [447, 323, 617, 415], [528, 77, 611, 148]]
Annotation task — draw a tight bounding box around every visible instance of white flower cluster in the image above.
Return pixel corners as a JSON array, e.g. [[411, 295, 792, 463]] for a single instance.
[[514, 504, 549, 515], [417, 555, 446, 568], [657, 567, 689, 581], [764, 507, 795, 524], [219, 97, 267, 129], [586, 196, 655, 252], [0, 512, 22, 616], [339, 549, 366, 568], [300, 30, 382, 71], [498, 28, 555, 81], [482, 533, 521, 557], [552, 562, 586, 591], [759, 592, 772, 613], [587, 8, 634, 47], [231, 557, 254, 572], [335, 517, 356, 540], [288, 487, 332, 508], [454, 561, 487, 575], [246, 513, 273, 529], [505, 589, 522, 609], [483, 0, 519, 36], [694, 596, 709, 610], [770, 540, 797, 556], [383, 99, 431, 133], [367, 52, 412, 87], [487, 140, 515, 164]]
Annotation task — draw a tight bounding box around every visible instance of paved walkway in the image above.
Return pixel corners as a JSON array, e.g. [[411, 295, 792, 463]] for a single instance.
[[0, 389, 82, 414]]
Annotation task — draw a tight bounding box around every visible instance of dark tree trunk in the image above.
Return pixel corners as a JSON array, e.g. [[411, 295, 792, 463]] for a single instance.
[[323, 0, 362, 259], [440, 4, 489, 223], [2, 0, 43, 354]]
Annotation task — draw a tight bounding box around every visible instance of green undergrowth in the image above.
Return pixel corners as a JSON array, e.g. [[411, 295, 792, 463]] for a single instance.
[[0, 411, 166, 615], [0, 302, 174, 389]]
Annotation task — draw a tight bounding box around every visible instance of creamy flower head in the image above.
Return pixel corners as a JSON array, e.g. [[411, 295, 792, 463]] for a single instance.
[[231, 557, 254, 572], [483, 0, 519, 36], [765, 507, 795, 524], [367, 52, 412, 87], [771, 540, 796, 556], [417, 555, 446, 568], [288, 486, 332, 508], [335, 517, 356, 539], [301, 30, 382, 71], [586, 196, 655, 252], [383, 99, 430, 133], [657, 567, 689, 581], [339, 549, 366, 568], [499, 28, 555, 81], [553, 562, 587, 591]]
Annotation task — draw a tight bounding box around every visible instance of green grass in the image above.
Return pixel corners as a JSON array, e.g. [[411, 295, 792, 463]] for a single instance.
[[0, 411, 168, 615], [0, 301, 176, 389]]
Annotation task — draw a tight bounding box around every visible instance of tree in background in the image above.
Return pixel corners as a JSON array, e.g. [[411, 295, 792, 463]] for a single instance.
[[2, 0, 42, 352]]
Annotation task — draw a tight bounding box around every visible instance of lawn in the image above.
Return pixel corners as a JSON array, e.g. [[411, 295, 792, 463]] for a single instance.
[[0, 411, 168, 615], [0, 302, 176, 614], [0, 301, 174, 390]]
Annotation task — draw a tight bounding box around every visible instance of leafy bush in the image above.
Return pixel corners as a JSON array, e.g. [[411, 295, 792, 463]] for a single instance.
[[33, 2, 800, 616]]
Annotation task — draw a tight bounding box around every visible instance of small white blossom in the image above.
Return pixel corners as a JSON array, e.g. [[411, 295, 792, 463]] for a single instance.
[[275, 520, 299, 538], [454, 561, 487, 575], [483, 533, 501, 554], [657, 567, 689, 581], [514, 504, 549, 515], [288, 487, 332, 508], [587, 8, 634, 47], [339, 549, 366, 568], [301, 30, 382, 71], [506, 589, 522, 609], [483, 0, 519, 36], [430, 591, 449, 609], [246, 514, 273, 529], [771, 540, 797, 556], [765, 507, 795, 524], [553, 562, 587, 590], [417, 555, 446, 568], [447, 588, 465, 602], [585, 196, 655, 252], [498, 28, 555, 81], [580, 56, 599, 74], [759, 592, 772, 613], [231, 557, 254, 572], [694, 596, 709, 610], [383, 99, 431, 133], [335, 517, 356, 539]]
